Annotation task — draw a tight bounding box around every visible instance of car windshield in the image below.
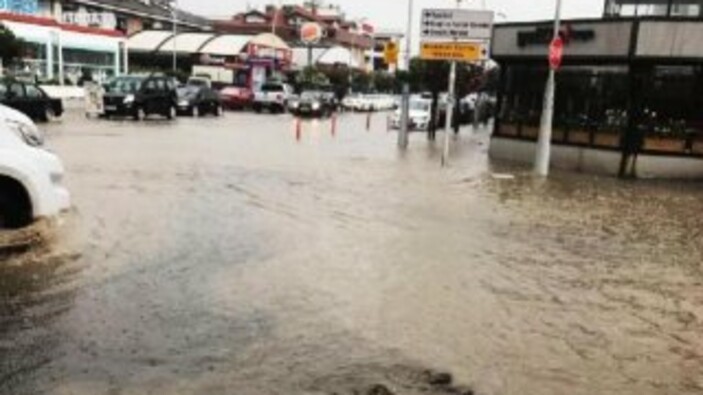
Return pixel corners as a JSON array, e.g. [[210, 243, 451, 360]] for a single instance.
[[301, 91, 322, 100], [107, 77, 143, 94], [188, 79, 209, 88], [410, 100, 431, 112]]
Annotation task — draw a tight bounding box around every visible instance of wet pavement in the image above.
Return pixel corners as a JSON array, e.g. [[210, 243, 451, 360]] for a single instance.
[[1, 109, 702, 395]]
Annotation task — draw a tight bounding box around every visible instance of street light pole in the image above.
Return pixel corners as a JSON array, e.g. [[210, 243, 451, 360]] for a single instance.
[[172, 0, 178, 72], [398, 0, 413, 149], [534, 0, 562, 176]]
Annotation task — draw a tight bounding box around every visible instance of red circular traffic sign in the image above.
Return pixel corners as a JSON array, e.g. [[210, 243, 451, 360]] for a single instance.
[[549, 36, 564, 70]]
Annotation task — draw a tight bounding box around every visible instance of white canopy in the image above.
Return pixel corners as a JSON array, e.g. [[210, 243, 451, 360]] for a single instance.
[[157, 32, 216, 54], [128, 30, 173, 52], [317, 46, 361, 68], [198, 35, 253, 56], [248, 33, 290, 51]]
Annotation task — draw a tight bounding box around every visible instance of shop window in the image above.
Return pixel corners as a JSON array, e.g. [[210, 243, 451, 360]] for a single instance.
[[499, 65, 629, 144], [639, 65, 703, 138]]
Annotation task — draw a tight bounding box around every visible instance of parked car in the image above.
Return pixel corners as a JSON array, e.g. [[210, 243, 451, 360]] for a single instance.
[[342, 94, 362, 111], [187, 76, 212, 89], [0, 104, 70, 229], [176, 85, 223, 117], [252, 82, 293, 114], [102, 74, 178, 120], [0, 78, 63, 122], [289, 91, 337, 117], [391, 98, 432, 131], [220, 86, 254, 110]]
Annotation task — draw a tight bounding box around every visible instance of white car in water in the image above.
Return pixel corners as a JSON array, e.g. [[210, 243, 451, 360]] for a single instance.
[[0, 104, 70, 229], [391, 98, 432, 131]]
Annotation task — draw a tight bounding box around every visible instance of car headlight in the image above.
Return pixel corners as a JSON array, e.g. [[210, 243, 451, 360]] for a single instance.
[[123, 94, 135, 104], [312, 102, 321, 110], [6, 119, 44, 147], [179, 99, 189, 106], [290, 102, 299, 109]]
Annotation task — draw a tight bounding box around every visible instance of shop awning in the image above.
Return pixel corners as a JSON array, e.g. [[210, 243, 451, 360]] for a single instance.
[[198, 35, 252, 56], [127, 30, 174, 52], [157, 32, 216, 54], [248, 33, 290, 51], [317, 46, 361, 68]]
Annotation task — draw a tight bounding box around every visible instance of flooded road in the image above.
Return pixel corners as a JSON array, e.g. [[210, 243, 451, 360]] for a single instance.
[[1, 110, 702, 395]]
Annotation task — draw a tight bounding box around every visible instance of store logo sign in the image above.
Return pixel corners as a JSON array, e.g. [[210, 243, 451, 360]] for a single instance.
[[517, 25, 595, 47], [62, 11, 117, 29], [0, 0, 39, 14]]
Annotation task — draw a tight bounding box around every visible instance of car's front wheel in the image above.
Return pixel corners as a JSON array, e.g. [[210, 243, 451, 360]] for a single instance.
[[0, 180, 32, 230]]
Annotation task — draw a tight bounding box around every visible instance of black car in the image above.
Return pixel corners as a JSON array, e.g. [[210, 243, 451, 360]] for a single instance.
[[289, 91, 337, 117], [0, 78, 63, 122], [176, 85, 223, 117], [103, 74, 178, 120]]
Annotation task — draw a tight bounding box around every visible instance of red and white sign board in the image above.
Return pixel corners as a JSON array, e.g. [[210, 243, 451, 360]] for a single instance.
[[549, 36, 564, 70]]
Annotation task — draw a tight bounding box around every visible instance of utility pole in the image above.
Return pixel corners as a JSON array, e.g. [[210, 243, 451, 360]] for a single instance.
[[441, 0, 462, 166], [398, 0, 413, 149], [172, 0, 178, 72], [534, 0, 562, 176]]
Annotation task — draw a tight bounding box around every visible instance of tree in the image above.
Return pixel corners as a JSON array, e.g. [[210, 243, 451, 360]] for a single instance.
[[0, 23, 23, 68]]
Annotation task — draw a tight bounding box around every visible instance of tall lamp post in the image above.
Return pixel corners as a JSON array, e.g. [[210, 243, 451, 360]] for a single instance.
[[534, 0, 563, 176], [171, 0, 178, 72], [398, 0, 413, 149]]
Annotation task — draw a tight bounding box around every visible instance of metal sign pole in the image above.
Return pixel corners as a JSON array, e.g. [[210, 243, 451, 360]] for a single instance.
[[442, 60, 457, 167], [398, 0, 413, 149], [534, 0, 563, 177], [441, 0, 462, 167]]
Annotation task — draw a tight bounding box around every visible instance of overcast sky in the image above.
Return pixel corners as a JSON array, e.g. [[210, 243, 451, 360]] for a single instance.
[[179, 0, 604, 29]]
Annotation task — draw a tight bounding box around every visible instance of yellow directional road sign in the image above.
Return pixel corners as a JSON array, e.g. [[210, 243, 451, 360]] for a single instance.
[[420, 42, 486, 62], [384, 41, 399, 65]]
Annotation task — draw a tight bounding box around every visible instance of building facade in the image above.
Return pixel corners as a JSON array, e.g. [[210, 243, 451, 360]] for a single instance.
[[0, 0, 210, 83], [490, 0, 703, 179], [213, 3, 374, 70]]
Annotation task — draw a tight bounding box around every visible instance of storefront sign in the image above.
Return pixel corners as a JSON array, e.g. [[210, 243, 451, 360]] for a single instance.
[[0, 0, 38, 14], [420, 42, 486, 62], [300, 22, 323, 45], [518, 25, 595, 47], [420, 9, 493, 41], [62, 11, 117, 29]]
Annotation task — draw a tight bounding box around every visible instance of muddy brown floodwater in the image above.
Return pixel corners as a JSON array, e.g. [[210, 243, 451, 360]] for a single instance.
[[1, 110, 702, 395]]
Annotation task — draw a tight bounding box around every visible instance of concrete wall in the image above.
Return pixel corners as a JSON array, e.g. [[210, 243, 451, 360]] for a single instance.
[[637, 21, 703, 58], [492, 21, 633, 58], [489, 137, 621, 176], [489, 137, 703, 179]]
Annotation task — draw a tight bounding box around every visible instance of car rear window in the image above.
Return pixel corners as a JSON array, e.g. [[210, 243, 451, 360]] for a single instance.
[[261, 84, 284, 92]]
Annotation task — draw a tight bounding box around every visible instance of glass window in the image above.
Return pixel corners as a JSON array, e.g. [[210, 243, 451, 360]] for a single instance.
[[25, 84, 44, 99], [671, 1, 703, 16], [9, 83, 25, 98], [0, 84, 7, 100], [156, 79, 167, 91], [144, 79, 158, 90]]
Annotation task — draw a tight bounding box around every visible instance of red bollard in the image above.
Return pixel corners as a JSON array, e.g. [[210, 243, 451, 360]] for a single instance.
[[331, 113, 337, 137], [295, 118, 302, 141], [366, 112, 371, 131]]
